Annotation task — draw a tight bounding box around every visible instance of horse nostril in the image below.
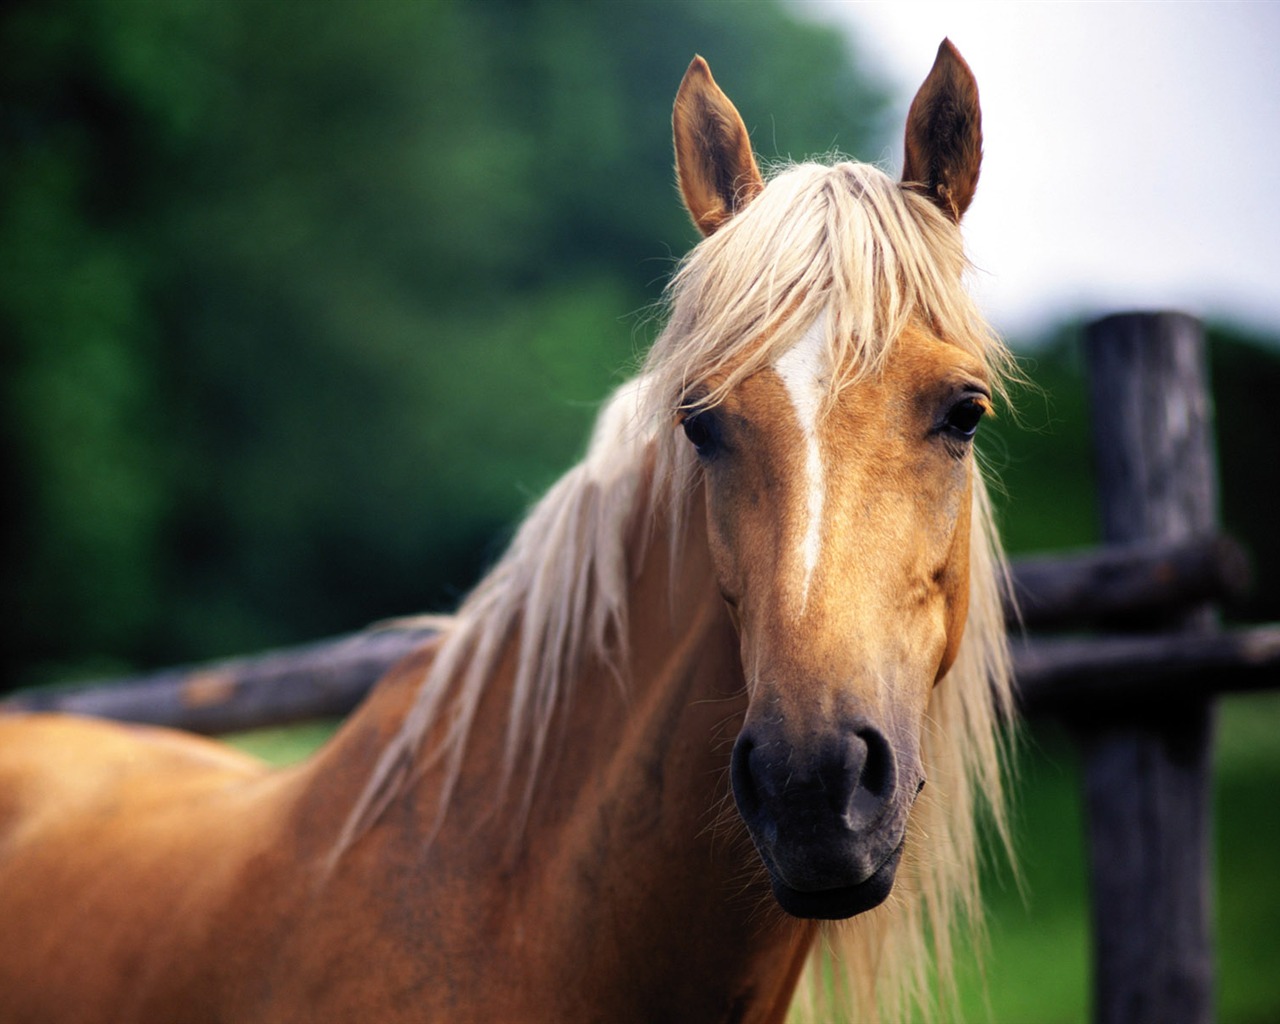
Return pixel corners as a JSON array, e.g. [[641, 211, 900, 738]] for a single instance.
[[845, 726, 898, 828], [730, 733, 761, 819], [857, 727, 894, 798]]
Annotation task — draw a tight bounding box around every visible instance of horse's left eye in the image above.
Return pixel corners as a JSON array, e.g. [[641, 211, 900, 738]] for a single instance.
[[942, 396, 987, 440]]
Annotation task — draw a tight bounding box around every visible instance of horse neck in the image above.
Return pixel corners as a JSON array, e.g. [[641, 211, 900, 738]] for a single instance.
[[508, 472, 818, 1019], [300, 456, 818, 1021]]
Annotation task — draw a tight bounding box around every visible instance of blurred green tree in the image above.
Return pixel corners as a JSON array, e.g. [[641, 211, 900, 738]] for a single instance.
[[0, 0, 890, 688], [983, 321, 1280, 625]]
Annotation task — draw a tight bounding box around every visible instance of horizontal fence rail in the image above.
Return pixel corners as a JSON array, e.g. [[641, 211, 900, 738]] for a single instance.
[[2, 538, 1272, 734]]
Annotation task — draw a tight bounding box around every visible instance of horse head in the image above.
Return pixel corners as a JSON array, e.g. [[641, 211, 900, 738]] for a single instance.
[[663, 41, 993, 920]]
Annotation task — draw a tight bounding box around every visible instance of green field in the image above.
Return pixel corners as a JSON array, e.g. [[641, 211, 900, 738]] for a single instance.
[[946, 693, 1280, 1024], [227, 691, 1280, 1023]]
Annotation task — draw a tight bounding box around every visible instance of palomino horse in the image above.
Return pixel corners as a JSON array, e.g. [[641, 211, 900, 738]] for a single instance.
[[0, 41, 1015, 1022]]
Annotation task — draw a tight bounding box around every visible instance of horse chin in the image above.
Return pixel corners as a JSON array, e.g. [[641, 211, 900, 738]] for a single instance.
[[765, 839, 905, 921]]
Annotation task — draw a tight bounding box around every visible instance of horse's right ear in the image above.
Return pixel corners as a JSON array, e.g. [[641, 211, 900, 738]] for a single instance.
[[673, 56, 764, 237]]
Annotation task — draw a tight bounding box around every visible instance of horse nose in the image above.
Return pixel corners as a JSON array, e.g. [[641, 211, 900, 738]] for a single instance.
[[732, 722, 897, 831], [730, 719, 907, 895]]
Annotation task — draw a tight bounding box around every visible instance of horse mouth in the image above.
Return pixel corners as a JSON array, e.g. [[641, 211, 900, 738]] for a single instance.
[[764, 838, 906, 920]]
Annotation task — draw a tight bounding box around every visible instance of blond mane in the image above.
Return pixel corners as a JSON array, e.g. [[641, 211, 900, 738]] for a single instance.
[[339, 158, 1016, 1022]]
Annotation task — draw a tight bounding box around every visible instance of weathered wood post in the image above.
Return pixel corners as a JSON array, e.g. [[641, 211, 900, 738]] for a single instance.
[[1081, 312, 1218, 1024]]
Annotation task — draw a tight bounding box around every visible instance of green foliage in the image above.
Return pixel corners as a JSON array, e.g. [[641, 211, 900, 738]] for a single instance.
[[984, 322, 1280, 621], [1208, 326, 1280, 623], [981, 325, 1100, 555], [0, 0, 890, 685]]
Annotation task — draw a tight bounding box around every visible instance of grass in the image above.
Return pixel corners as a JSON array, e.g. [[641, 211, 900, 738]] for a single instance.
[[223, 694, 1280, 1023], [1211, 691, 1280, 1024], [951, 725, 1091, 1024], [224, 718, 341, 765], [951, 694, 1280, 1024]]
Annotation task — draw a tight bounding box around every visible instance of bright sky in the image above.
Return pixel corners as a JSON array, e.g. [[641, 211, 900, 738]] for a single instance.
[[797, 1, 1280, 341]]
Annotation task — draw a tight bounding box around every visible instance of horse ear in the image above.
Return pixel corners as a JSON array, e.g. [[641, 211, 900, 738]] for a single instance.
[[673, 56, 764, 237], [902, 39, 983, 223]]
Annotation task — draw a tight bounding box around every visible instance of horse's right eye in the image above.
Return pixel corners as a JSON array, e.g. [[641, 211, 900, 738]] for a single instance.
[[943, 396, 987, 439], [681, 411, 719, 458]]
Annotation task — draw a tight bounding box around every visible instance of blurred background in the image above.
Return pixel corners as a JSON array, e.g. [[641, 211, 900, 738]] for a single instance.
[[2, 1, 1276, 1020]]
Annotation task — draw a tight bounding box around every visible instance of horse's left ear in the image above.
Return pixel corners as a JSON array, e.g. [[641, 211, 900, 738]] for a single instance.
[[673, 56, 764, 236], [902, 39, 982, 223]]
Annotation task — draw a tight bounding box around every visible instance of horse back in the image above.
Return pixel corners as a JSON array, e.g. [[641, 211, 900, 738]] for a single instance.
[[0, 713, 296, 1023]]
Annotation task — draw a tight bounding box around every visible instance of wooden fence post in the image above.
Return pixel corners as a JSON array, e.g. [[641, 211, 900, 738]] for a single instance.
[[1081, 312, 1217, 1024]]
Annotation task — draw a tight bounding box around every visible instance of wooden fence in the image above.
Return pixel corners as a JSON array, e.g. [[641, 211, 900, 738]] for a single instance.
[[5, 312, 1280, 1024]]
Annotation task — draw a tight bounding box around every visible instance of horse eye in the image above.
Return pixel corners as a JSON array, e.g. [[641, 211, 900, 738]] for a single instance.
[[681, 411, 718, 457], [943, 396, 987, 439]]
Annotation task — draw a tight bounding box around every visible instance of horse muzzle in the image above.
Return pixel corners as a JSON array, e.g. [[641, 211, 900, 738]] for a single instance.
[[730, 718, 921, 920]]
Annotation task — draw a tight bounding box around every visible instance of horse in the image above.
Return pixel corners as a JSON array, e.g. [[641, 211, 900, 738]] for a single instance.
[[0, 40, 1016, 1023]]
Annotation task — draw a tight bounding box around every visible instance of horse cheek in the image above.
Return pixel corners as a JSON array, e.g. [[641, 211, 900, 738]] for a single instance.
[[934, 474, 974, 685]]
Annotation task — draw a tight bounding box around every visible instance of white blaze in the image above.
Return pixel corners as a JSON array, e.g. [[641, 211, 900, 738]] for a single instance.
[[773, 315, 829, 606]]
